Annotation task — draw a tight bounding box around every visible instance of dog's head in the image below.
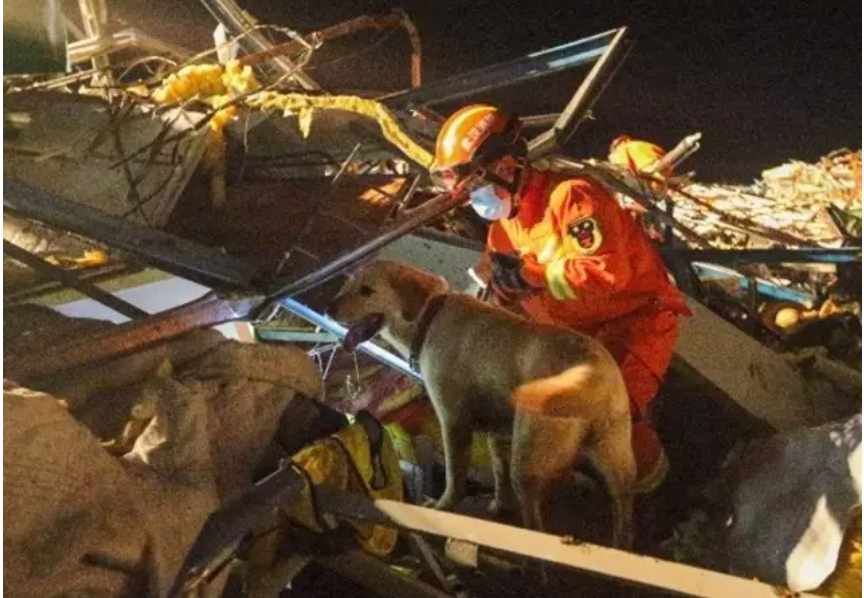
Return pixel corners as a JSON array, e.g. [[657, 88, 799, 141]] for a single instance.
[[329, 260, 449, 351]]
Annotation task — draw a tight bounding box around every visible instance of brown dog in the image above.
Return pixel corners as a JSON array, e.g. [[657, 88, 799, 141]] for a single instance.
[[331, 260, 636, 547]]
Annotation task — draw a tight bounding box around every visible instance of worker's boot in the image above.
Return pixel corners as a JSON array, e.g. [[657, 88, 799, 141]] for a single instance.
[[631, 421, 669, 494]]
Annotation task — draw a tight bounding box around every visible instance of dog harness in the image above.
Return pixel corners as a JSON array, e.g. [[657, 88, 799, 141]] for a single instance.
[[409, 293, 449, 373]]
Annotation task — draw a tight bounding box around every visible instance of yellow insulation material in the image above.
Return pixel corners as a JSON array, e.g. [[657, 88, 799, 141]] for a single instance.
[[246, 91, 433, 168], [289, 421, 403, 557], [150, 60, 433, 167], [44, 249, 109, 269]]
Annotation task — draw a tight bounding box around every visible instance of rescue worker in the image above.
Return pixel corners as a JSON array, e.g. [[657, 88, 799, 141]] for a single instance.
[[430, 104, 691, 493]]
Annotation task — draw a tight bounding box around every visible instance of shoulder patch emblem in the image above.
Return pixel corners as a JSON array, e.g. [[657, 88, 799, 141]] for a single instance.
[[566, 217, 603, 255]]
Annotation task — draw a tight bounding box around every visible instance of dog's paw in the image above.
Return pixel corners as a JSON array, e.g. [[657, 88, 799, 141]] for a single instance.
[[424, 495, 456, 511], [487, 497, 515, 518]]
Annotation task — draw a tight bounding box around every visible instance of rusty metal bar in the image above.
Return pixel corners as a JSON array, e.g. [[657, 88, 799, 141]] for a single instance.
[[648, 132, 702, 174], [5, 292, 263, 383], [237, 9, 422, 87], [3, 179, 255, 290], [263, 190, 466, 302], [390, 172, 423, 217], [6, 190, 467, 382], [394, 8, 423, 88], [3, 241, 149, 320], [382, 28, 617, 109]]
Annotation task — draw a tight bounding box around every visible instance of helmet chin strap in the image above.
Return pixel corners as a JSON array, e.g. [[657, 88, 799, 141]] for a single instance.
[[484, 160, 525, 196]]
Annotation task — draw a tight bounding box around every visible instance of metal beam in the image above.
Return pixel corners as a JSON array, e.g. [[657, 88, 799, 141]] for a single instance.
[[262, 190, 467, 302], [4, 179, 255, 290], [275, 297, 420, 381], [199, 0, 319, 90], [691, 262, 816, 306], [663, 247, 862, 265], [5, 190, 467, 382], [381, 29, 618, 108], [237, 9, 423, 89], [255, 329, 339, 344], [527, 27, 629, 158], [367, 498, 820, 598], [3, 241, 150, 320]]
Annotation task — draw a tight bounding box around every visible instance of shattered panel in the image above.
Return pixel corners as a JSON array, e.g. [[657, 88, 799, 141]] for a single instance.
[[5, 91, 207, 227]]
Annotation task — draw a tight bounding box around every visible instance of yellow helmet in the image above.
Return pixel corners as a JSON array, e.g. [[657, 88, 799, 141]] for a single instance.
[[431, 104, 520, 175], [609, 135, 668, 176]]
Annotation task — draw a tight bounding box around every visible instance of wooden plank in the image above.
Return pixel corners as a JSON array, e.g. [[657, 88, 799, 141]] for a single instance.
[[370, 499, 817, 598]]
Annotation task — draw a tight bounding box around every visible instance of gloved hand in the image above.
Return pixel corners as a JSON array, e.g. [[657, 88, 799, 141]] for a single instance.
[[489, 252, 536, 296]]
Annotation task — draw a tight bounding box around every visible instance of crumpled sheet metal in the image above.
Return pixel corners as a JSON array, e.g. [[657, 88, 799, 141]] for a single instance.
[[3, 308, 324, 598]]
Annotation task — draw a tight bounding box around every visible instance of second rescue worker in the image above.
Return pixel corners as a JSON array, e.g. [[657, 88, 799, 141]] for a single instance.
[[431, 104, 691, 492]]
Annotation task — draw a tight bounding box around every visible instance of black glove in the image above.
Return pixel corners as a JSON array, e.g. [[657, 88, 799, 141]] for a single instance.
[[490, 252, 533, 294]]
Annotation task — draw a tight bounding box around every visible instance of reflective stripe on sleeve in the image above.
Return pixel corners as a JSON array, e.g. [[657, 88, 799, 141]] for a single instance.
[[545, 258, 577, 300]]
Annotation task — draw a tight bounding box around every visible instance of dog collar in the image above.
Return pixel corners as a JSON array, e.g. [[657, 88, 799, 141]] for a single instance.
[[409, 294, 448, 373]]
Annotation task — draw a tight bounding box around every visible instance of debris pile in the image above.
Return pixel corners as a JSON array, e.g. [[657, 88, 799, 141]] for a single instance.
[[673, 149, 861, 248]]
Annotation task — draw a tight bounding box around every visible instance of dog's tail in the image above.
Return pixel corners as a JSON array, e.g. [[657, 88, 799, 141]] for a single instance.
[[511, 365, 601, 418]]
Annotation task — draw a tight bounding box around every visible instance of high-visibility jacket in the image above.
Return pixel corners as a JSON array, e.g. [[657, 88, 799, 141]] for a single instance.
[[289, 420, 403, 557], [608, 136, 669, 177], [488, 168, 690, 329], [487, 168, 690, 413]]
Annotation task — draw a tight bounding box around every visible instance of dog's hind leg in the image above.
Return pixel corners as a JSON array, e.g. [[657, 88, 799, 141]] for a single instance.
[[487, 432, 516, 517], [585, 417, 637, 550], [511, 412, 591, 533], [512, 412, 590, 585]]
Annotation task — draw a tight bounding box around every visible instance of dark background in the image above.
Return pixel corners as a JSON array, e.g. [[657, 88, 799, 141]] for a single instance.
[[120, 1, 860, 182]]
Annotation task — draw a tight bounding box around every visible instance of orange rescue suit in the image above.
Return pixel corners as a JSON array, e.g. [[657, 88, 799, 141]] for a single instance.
[[487, 168, 691, 415]]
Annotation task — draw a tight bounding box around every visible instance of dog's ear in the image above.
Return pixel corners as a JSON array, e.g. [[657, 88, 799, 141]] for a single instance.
[[394, 269, 447, 322]]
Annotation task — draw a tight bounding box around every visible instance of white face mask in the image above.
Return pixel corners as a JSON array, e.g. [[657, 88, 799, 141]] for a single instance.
[[469, 184, 512, 221]]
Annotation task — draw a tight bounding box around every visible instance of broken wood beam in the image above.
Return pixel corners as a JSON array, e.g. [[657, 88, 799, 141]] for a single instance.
[[369, 499, 818, 598], [310, 484, 817, 596]]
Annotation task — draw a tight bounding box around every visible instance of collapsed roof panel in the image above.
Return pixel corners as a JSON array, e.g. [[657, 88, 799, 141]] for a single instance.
[[3, 17, 625, 301]]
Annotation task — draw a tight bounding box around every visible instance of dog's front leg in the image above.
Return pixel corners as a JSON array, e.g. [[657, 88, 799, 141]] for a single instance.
[[434, 416, 472, 511]]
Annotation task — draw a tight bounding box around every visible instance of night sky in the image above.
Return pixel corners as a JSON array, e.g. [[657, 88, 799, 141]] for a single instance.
[[129, 1, 861, 181]]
